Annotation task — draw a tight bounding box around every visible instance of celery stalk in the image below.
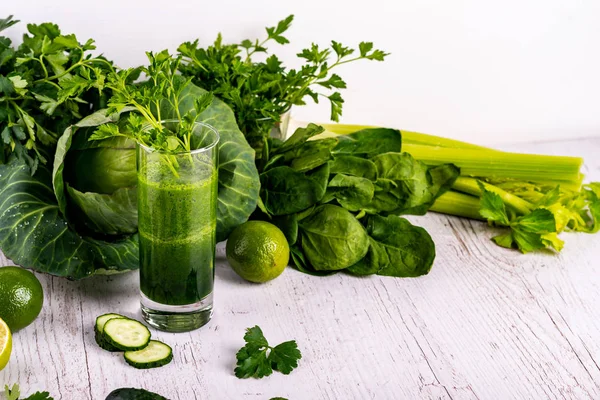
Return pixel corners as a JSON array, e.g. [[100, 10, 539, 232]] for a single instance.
[[403, 143, 583, 185], [319, 122, 490, 150], [430, 191, 484, 220], [400, 130, 491, 150], [452, 176, 534, 215]]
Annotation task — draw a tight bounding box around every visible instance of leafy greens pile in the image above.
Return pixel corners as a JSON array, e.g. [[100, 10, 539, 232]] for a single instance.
[[0, 19, 259, 279], [253, 124, 459, 277], [1, 13, 597, 281], [320, 123, 600, 253]]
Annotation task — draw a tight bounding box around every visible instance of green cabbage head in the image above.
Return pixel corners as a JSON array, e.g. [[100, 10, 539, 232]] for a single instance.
[[53, 83, 260, 243]]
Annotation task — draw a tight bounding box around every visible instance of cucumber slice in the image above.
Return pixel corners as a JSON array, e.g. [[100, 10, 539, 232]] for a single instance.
[[124, 340, 173, 369], [103, 318, 151, 351], [94, 313, 129, 352], [95, 313, 128, 335], [95, 330, 121, 352]]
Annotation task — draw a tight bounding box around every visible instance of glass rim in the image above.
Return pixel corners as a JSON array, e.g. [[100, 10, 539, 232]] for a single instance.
[[138, 120, 220, 155]]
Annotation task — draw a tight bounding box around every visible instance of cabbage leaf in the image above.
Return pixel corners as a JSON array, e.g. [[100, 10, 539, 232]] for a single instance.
[[0, 157, 139, 279]]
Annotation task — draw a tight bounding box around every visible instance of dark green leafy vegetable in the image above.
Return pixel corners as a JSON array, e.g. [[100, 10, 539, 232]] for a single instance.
[[271, 214, 298, 245], [324, 174, 375, 211], [333, 128, 401, 158], [235, 326, 302, 379], [0, 17, 113, 173], [286, 138, 337, 173], [329, 155, 378, 180], [177, 15, 388, 164], [252, 126, 457, 277], [348, 215, 435, 277], [0, 157, 138, 279], [299, 204, 369, 271], [260, 165, 327, 216], [105, 388, 168, 400], [289, 245, 338, 276], [370, 152, 459, 215]]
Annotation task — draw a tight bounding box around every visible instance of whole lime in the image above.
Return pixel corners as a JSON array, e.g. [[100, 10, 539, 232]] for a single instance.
[[226, 221, 290, 283], [0, 267, 44, 331]]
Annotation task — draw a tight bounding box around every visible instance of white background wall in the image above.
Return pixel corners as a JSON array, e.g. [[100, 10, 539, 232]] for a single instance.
[[6, 0, 600, 145]]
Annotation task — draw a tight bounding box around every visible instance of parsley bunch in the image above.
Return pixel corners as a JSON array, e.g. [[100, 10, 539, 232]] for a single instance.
[[235, 326, 302, 379], [89, 50, 213, 154], [177, 15, 388, 166], [0, 16, 113, 173]]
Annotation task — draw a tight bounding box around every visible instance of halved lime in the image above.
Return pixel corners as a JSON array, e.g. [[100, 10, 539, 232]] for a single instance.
[[0, 317, 12, 370]]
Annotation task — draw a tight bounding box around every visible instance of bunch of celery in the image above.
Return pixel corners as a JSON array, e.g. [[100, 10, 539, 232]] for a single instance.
[[299, 122, 599, 253]]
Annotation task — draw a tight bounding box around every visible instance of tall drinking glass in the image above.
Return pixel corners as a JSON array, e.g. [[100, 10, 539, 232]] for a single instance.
[[137, 121, 219, 332]]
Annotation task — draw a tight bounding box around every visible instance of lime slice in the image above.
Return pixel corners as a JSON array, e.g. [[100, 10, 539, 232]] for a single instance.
[[0, 317, 12, 370]]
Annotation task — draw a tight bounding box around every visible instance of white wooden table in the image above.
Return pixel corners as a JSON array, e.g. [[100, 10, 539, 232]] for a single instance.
[[1, 137, 600, 400]]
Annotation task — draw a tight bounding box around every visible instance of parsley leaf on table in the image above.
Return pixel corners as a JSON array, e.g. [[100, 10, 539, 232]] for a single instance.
[[4, 384, 54, 400], [235, 326, 302, 379], [22, 393, 53, 400]]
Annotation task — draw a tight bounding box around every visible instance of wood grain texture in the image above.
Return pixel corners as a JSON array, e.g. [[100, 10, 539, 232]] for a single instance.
[[1, 137, 599, 400]]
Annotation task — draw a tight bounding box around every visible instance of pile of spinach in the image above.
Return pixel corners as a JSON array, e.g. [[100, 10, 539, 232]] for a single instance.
[[255, 125, 459, 277]]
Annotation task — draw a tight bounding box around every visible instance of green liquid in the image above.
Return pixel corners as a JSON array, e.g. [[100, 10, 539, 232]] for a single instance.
[[138, 158, 217, 306]]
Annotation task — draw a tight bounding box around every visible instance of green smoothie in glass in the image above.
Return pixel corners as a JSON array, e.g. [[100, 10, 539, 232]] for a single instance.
[[137, 121, 219, 332], [138, 159, 217, 305]]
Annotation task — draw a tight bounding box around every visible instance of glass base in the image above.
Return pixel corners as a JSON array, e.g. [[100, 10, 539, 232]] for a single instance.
[[140, 292, 213, 332]]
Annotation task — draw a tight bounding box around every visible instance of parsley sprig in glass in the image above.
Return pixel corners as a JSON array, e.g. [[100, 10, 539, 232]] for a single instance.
[[89, 51, 214, 176]]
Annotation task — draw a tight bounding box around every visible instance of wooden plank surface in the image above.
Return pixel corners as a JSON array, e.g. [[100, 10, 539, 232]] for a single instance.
[[1, 137, 599, 400]]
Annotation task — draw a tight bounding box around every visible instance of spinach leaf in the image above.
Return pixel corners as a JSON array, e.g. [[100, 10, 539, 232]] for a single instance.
[[286, 138, 338, 172], [260, 164, 328, 215], [306, 162, 330, 199], [272, 214, 299, 245], [290, 245, 339, 276], [333, 128, 401, 158], [371, 152, 458, 215], [366, 178, 402, 213], [329, 155, 378, 180], [299, 204, 369, 271], [348, 214, 435, 277], [346, 238, 388, 276], [325, 174, 374, 211], [272, 123, 324, 155]]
